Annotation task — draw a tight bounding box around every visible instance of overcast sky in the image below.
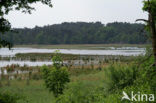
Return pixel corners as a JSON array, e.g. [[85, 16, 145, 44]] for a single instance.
[[6, 0, 147, 28]]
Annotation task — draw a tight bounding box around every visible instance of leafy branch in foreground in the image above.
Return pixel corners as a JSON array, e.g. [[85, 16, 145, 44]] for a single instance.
[[0, 39, 13, 49], [0, 0, 53, 48]]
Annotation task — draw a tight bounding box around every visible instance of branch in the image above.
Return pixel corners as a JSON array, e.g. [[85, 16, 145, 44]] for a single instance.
[[147, 0, 152, 13], [136, 19, 149, 23], [0, 39, 13, 49]]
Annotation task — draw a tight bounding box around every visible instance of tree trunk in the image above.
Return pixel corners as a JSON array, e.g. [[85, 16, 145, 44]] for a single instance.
[[149, 12, 156, 65], [0, 74, 2, 87]]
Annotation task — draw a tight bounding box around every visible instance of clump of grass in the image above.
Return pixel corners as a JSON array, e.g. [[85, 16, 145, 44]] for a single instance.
[[15, 53, 81, 61]]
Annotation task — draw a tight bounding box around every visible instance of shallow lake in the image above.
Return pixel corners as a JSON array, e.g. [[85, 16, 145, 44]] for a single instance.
[[0, 47, 145, 57], [0, 47, 145, 68]]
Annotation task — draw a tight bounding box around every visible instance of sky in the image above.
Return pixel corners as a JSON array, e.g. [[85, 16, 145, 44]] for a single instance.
[[5, 0, 148, 28]]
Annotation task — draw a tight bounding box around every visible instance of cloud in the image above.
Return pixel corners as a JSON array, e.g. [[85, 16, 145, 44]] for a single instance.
[[6, 0, 147, 28]]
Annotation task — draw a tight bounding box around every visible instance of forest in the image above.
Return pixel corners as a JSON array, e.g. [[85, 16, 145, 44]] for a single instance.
[[0, 22, 148, 45]]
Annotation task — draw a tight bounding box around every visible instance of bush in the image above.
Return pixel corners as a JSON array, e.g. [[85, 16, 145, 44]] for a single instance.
[[42, 66, 70, 97], [42, 51, 70, 97], [54, 56, 156, 103], [103, 56, 156, 102], [136, 60, 156, 95], [0, 92, 26, 103], [55, 82, 106, 103], [105, 64, 137, 92]]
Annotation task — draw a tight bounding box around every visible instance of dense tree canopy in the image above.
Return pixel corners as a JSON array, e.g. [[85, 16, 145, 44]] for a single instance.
[[0, 22, 149, 44]]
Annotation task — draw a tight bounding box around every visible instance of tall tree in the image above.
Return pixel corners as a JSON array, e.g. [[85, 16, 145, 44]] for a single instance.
[[0, 0, 52, 48], [137, 0, 156, 65]]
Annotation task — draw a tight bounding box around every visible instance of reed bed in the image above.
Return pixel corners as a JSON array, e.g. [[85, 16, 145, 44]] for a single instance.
[[0, 53, 138, 62]]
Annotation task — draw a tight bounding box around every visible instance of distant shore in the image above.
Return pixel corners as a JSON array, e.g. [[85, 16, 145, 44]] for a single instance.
[[14, 44, 149, 50]]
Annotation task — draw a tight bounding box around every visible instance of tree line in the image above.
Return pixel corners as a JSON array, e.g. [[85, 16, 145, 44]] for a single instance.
[[0, 22, 149, 45]]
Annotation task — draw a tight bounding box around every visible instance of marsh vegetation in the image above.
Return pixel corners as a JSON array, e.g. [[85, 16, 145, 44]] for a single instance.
[[0, 45, 155, 103], [0, 54, 155, 103]]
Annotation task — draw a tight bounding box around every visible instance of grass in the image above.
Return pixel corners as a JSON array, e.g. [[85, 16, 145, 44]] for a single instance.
[[15, 53, 81, 61], [14, 44, 148, 50], [0, 68, 107, 103], [0, 62, 133, 103], [0, 80, 54, 103]]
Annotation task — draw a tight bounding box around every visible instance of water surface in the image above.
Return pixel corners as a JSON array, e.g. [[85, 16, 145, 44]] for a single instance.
[[0, 47, 145, 57], [0, 47, 145, 68]]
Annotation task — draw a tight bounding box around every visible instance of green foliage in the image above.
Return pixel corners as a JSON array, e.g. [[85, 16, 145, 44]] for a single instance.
[[42, 66, 70, 97], [143, 0, 156, 17], [0, 0, 52, 16], [1, 22, 148, 44], [0, 0, 52, 31], [0, 56, 155, 103], [0, 17, 11, 33], [142, 0, 156, 36], [0, 80, 55, 103], [0, 39, 13, 49], [146, 67, 156, 93], [42, 52, 70, 97], [55, 82, 106, 103], [52, 50, 63, 69], [136, 57, 156, 94], [15, 53, 80, 61], [0, 92, 26, 103], [102, 56, 156, 102], [105, 64, 137, 92]]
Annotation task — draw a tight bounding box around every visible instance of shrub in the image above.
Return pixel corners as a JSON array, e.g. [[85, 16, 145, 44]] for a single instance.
[[42, 51, 70, 97], [105, 64, 137, 92], [55, 82, 106, 103], [137, 60, 156, 95], [42, 66, 70, 97], [0, 92, 26, 103], [103, 56, 156, 102]]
